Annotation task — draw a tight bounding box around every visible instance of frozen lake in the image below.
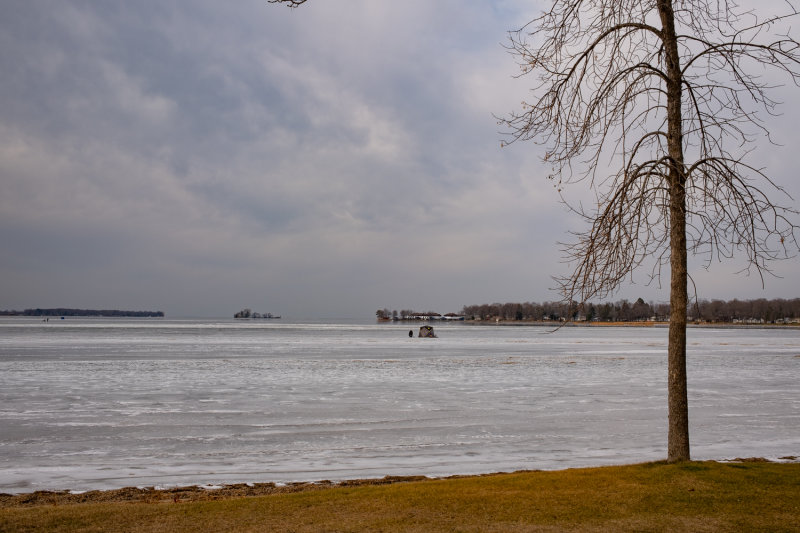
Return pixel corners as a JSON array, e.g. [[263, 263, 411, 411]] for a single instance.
[[0, 318, 798, 493]]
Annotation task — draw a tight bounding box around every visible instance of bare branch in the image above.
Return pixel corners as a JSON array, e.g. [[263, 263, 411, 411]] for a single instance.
[[500, 0, 800, 307], [267, 0, 308, 7]]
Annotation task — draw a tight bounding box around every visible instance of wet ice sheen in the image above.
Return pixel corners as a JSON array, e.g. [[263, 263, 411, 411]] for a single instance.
[[0, 318, 797, 493]]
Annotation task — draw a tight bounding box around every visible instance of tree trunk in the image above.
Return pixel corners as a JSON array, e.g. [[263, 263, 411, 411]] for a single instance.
[[667, 175, 690, 462], [659, 0, 691, 462]]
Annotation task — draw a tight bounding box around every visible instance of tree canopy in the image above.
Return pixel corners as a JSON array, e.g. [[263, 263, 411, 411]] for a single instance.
[[502, 0, 799, 304]]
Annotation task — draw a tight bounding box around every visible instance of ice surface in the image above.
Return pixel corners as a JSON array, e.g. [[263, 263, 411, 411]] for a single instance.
[[0, 318, 798, 493]]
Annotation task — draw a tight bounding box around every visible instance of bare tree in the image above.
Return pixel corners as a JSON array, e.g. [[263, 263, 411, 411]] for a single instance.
[[268, 0, 800, 462], [502, 0, 800, 460]]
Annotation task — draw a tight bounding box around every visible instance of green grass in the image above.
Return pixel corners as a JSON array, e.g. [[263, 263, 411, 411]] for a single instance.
[[2, 461, 799, 532]]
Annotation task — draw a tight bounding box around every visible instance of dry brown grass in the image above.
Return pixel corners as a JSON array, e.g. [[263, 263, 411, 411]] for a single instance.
[[2, 461, 799, 532]]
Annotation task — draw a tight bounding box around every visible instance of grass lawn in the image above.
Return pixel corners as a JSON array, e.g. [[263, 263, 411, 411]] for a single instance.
[[2, 461, 799, 532]]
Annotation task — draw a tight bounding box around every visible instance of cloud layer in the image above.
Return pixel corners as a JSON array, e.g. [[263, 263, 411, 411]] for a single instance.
[[1, 0, 797, 318]]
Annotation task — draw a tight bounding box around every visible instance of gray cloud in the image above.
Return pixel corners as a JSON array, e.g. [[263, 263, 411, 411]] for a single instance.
[[1, 0, 797, 317]]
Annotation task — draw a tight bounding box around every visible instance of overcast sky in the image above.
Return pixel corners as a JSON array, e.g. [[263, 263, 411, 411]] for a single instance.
[[1, 1, 798, 319]]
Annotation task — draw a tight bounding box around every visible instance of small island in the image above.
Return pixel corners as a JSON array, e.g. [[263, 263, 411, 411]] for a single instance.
[[234, 308, 281, 319]]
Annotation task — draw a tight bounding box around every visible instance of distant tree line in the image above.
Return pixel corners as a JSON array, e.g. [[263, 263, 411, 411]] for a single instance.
[[0, 308, 164, 317], [375, 309, 464, 321], [460, 298, 800, 324], [376, 309, 431, 320]]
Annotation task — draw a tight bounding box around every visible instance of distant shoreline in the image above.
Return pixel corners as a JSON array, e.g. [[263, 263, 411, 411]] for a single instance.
[[458, 320, 800, 329], [1, 458, 797, 504], [0, 308, 164, 318]]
